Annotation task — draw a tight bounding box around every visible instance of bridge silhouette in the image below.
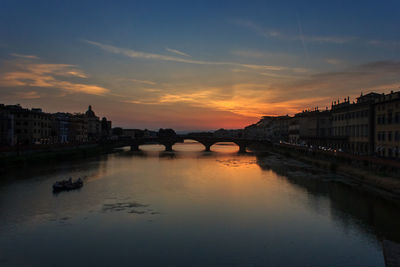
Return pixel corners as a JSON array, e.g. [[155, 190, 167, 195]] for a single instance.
[[118, 135, 271, 153]]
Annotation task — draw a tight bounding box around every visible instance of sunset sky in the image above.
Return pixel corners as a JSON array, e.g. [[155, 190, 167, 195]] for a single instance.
[[1, 0, 400, 130]]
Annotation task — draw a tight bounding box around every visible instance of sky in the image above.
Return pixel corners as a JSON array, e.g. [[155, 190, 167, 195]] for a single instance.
[[1, 0, 400, 130]]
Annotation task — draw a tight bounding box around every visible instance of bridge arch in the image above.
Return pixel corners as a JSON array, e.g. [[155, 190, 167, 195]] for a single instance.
[[182, 137, 247, 153], [209, 141, 247, 153], [178, 138, 212, 151]]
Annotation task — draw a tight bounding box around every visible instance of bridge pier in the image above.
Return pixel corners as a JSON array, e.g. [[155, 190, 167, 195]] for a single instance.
[[164, 144, 173, 152], [199, 141, 214, 152], [130, 144, 140, 151], [238, 144, 247, 153]]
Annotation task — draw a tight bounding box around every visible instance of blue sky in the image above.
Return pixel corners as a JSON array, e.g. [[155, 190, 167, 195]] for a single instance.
[[1, 0, 400, 130]]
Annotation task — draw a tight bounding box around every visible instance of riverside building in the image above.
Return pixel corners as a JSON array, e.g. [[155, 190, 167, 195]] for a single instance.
[[0, 105, 14, 146], [331, 93, 380, 155], [0, 104, 112, 147], [375, 91, 400, 158], [289, 109, 332, 146], [4, 104, 53, 145]]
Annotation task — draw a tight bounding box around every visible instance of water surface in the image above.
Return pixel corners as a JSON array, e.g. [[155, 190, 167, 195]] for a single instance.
[[1, 142, 399, 266]]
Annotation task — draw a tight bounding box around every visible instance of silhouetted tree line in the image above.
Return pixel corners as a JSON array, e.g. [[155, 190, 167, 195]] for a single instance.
[[158, 128, 176, 138]]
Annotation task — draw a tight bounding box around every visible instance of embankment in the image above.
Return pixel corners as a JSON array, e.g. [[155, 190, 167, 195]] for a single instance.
[[250, 143, 400, 199], [0, 143, 120, 174]]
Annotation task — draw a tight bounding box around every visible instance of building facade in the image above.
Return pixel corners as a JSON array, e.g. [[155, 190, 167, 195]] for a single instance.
[[331, 93, 380, 155], [375, 91, 400, 158], [4, 104, 53, 145], [288, 109, 332, 146], [0, 105, 14, 146], [69, 114, 88, 143], [101, 117, 112, 139], [52, 113, 70, 143], [85, 105, 101, 141]]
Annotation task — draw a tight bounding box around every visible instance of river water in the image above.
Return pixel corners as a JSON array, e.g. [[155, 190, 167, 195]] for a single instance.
[[1, 141, 399, 266]]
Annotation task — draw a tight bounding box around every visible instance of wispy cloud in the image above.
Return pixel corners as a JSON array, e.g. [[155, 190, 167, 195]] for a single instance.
[[367, 39, 400, 48], [15, 91, 41, 99], [325, 58, 343, 65], [234, 20, 355, 45], [84, 40, 287, 71], [0, 60, 109, 96], [126, 78, 157, 85], [279, 60, 400, 102], [231, 50, 268, 58], [11, 53, 40, 59], [166, 48, 190, 57], [123, 83, 292, 117], [234, 20, 400, 51], [122, 60, 400, 118]]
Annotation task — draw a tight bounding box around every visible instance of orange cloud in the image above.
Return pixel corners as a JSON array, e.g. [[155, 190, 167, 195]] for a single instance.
[[15, 91, 41, 99], [0, 62, 109, 96]]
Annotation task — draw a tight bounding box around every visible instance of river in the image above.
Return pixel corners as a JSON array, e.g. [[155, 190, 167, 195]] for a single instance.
[[1, 141, 399, 266]]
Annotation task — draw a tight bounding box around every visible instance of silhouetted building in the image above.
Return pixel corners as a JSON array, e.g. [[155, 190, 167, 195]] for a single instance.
[[331, 93, 380, 155], [0, 105, 14, 146], [69, 114, 88, 143], [101, 117, 112, 139], [4, 104, 53, 145], [85, 105, 101, 141], [375, 91, 400, 158], [244, 115, 290, 141], [290, 109, 332, 146], [52, 112, 70, 143]]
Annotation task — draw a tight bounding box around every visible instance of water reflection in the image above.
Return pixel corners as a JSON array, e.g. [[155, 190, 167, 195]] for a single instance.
[[255, 153, 400, 242], [0, 142, 398, 266]]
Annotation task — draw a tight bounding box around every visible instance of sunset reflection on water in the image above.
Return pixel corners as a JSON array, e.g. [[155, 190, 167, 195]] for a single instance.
[[0, 142, 397, 266]]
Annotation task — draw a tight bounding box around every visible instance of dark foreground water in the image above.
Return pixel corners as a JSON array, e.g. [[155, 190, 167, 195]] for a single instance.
[[1, 142, 400, 267]]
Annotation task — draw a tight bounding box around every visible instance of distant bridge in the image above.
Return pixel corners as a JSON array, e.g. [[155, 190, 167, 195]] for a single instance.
[[116, 135, 271, 153]]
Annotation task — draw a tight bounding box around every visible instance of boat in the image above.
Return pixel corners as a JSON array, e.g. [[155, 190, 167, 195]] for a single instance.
[[53, 177, 83, 192]]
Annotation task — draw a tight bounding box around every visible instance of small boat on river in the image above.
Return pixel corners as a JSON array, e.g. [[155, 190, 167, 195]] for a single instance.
[[53, 178, 83, 192]]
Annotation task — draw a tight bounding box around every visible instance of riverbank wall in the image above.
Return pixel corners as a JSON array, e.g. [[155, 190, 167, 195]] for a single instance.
[[250, 143, 400, 198], [0, 143, 121, 173]]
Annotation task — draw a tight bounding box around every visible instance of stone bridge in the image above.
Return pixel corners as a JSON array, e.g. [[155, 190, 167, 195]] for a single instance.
[[125, 135, 271, 153]]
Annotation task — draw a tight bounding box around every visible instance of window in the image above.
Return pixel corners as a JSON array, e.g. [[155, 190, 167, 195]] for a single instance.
[[395, 131, 399, 141], [388, 111, 393, 124], [388, 131, 392, 141]]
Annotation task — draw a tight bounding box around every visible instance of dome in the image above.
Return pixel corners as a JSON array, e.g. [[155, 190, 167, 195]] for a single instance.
[[85, 105, 96, 117]]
